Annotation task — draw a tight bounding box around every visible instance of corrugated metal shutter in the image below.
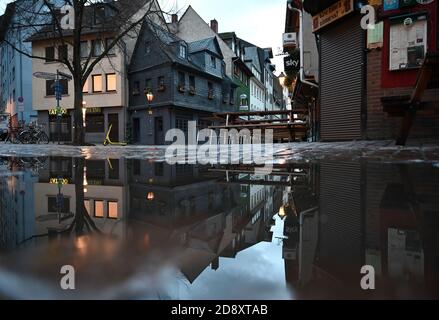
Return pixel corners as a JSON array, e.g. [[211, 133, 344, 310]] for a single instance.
[[320, 16, 364, 141], [318, 162, 363, 278]]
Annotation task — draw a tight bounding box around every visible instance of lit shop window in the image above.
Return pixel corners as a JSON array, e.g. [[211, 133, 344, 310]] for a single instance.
[[94, 200, 104, 218], [108, 201, 118, 219], [389, 14, 427, 71]]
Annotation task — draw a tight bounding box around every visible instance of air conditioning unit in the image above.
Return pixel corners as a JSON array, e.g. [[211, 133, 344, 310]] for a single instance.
[[283, 32, 297, 48]]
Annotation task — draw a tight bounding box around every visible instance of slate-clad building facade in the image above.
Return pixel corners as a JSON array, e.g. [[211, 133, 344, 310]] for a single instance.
[[128, 22, 236, 145]]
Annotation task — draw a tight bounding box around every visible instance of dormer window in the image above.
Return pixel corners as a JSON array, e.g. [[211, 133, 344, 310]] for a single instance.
[[210, 56, 216, 69], [94, 5, 116, 25], [94, 6, 106, 24], [179, 44, 187, 59]]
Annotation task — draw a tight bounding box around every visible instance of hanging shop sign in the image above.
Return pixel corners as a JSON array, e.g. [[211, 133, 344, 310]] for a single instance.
[[389, 13, 428, 71], [312, 0, 354, 32], [284, 49, 300, 75], [49, 108, 68, 116]]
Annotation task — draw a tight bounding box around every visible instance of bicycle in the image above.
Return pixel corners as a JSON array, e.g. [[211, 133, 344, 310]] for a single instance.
[[18, 124, 50, 144]]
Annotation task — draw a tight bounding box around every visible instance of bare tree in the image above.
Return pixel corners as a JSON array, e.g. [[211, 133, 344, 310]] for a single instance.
[[2, 0, 169, 145]]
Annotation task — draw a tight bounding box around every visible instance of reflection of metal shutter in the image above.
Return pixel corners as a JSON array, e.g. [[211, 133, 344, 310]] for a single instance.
[[318, 162, 363, 278], [319, 16, 364, 141]]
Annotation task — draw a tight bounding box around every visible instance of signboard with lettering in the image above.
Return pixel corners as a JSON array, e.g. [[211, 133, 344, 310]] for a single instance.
[[284, 49, 300, 75], [389, 14, 427, 71], [49, 108, 68, 116], [312, 0, 354, 32], [50, 178, 70, 185], [86, 107, 102, 114], [17, 97, 25, 112]]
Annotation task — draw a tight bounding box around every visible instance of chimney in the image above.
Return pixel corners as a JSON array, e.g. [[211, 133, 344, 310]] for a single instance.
[[210, 19, 218, 34], [171, 14, 178, 24]]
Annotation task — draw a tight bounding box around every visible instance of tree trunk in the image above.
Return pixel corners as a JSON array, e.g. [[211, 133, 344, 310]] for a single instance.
[[73, 78, 85, 145]]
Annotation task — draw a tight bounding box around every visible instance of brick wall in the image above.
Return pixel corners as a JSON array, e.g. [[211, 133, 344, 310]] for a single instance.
[[366, 49, 439, 140]]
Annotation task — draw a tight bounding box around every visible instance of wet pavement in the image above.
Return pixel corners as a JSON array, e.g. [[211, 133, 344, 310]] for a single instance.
[[0, 144, 438, 300], [1, 141, 439, 163]]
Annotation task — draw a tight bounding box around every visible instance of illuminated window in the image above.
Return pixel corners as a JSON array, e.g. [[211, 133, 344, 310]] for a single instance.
[[84, 200, 91, 214], [94, 200, 104, 218], [106, 73, 116, 92], [92, 75, 102, 92], [108, 201, 118, 219]]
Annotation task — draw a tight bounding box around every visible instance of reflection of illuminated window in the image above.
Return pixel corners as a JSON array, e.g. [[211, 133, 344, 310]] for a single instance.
[[108, 201, 118, 219], [84, 200, 90, 214], [95, 200, 104, 218]]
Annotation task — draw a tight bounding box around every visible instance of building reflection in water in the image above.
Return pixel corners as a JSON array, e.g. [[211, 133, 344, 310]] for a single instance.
[[0, 157, 438, 299]]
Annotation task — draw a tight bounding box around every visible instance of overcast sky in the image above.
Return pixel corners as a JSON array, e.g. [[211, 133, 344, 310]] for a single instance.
[[0, 0, 286, 73]]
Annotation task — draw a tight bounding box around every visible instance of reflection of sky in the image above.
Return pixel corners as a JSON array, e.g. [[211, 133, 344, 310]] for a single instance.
[[180, 216, 294, 300]]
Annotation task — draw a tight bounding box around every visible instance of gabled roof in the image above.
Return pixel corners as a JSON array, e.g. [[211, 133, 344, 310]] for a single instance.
[[188, 37, 223, 59], [149, 21, 180, 45], [244, 46, 261, 72], [131, 21, 224, 80]]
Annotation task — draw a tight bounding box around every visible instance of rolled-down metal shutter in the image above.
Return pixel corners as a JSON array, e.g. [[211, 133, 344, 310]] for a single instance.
[[320, 15, 364, 141], [318, 162, 363, 277]]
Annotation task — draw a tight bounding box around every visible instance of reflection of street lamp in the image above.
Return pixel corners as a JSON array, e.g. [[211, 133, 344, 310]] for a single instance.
[[83, 166, 88, 193], [82, 101, 87, 128], [145, 89, 154, 115]]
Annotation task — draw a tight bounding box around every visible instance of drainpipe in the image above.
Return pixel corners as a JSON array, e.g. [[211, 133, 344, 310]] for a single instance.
[[288, 3, 319, 89]]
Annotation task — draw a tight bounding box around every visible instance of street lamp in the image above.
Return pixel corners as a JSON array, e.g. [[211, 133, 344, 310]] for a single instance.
[[279, 72, 287, 87], [144, 88, 154, 115], [147, 192, 155, 201], [82, 101, 87, 128]]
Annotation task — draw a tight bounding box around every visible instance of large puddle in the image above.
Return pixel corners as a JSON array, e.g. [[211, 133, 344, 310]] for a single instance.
[[0, 156, 438, 299]]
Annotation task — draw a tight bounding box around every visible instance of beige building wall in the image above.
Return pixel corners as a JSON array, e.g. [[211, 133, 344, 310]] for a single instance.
[[32, 37, 126, 112]]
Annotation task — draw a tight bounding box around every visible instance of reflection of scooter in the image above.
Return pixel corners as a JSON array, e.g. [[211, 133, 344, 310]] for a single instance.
[[103, 124, 127, 146]]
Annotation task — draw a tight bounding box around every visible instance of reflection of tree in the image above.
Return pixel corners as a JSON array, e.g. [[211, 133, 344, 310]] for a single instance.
[[63, 158, 101, 236], [19, 158, 101, 246]]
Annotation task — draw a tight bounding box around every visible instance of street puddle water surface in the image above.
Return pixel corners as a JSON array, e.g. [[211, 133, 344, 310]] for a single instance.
[[0, 156, 438, 299]]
